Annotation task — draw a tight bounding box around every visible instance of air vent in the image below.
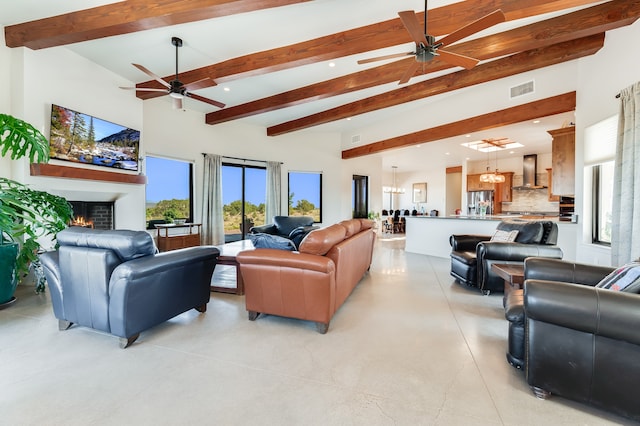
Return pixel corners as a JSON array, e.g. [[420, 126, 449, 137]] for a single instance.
[[351, 134, 361, 144], [510, 80, 534, 99]]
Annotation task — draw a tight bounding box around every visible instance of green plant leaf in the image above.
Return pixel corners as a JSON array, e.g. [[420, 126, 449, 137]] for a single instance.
[[0, 113, 50, 163]]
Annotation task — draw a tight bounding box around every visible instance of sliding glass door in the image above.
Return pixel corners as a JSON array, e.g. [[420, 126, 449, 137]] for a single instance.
[[221, 163, 266, 242]]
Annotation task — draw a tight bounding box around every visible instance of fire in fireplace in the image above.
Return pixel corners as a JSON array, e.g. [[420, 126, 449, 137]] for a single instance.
[[70, 201, 115, 230]]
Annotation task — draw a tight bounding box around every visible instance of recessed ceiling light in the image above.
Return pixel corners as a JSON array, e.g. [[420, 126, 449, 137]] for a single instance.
[[416, 145, 421, 148], [329, 62, 336, 67], [223, 87, 230, 92], [465, 134, 471, 138], [510, 150, 515, 154], [533, 120, 540, 124], [346, 117, 351, 121], [445, 152, 450, 155]]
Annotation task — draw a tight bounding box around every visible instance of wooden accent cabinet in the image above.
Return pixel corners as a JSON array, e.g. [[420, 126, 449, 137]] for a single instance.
[[495, 172, 514, 203], [549, 127, 575, 196], [156, 223, 202, 252]]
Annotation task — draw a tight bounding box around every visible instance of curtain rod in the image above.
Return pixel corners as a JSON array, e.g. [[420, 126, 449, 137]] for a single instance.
[[201, 153, 282, 164]]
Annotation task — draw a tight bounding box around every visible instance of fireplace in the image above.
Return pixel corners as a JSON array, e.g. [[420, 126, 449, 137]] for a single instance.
[[70, 201, 115, 230]]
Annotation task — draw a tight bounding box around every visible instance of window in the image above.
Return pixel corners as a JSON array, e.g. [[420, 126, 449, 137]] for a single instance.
[[288, 171, 322, 222], [592, 161, 614, 245], [145, 156, 193, 228]]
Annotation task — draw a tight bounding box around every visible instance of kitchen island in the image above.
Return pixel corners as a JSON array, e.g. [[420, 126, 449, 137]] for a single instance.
[[404, 215, 577, 261]]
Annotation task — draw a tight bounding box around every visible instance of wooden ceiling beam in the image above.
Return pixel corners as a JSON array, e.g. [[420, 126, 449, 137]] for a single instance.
[[135, 0, 598, 97], [342, 92, 577, 159], [4, 0, 311, 49], [206, 0, 637, 126], [267, 34, 603, 136]]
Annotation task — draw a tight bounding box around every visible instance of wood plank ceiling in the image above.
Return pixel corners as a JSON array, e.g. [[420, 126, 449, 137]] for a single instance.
[[5, 0, 640, 159]]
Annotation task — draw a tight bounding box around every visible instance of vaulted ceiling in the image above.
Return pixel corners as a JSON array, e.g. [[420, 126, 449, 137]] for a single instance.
[[4, 0, 639, 165]]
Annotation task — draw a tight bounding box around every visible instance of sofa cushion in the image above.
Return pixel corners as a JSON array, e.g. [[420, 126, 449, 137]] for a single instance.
[[56, 227, 156, 261], [497, 220, 544, 244], [358, 219, 374, 230], [247, 233, 296, 251], [339, 219, 361, 237], [596, 262, 640, 293], [299, 224, 347, 256], [273, 216, 314, 237], [490, 229, 519, 242]]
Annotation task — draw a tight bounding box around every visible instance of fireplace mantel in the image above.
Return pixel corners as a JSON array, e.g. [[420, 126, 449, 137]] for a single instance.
[[30, 163, 146, 184]]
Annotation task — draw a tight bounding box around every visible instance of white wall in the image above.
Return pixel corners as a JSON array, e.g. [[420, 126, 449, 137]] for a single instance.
[[574, 19, 640, 266], [6, 44, 145, 231], [0, 29, 12, 177], [142, 99, 347, 227]]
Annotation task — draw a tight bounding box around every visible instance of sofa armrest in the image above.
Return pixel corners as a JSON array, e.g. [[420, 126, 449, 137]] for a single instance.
[[450, 234, 490, 252], [477, 242, 563, 262], [524, 257, 614, 285], [250, 224, 277, 235], [526, 280, 640, 345], [108, 246, 219, 338]]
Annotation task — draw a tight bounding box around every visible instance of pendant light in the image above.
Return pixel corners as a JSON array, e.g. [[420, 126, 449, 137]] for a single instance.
[[479, 148, 506, 183]]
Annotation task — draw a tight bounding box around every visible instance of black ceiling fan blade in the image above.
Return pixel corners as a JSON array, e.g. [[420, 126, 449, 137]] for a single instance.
[[119, 86, 168, 92], [437, 9, 505, 47], [398, 11, 429, 46], [398, 61, 420, 85], [357, 52, 413, 65], [187, 93, 225, 109], [183, 77, 216, 92], [132, 63, 171, 89], [437, 49, 479, 70]]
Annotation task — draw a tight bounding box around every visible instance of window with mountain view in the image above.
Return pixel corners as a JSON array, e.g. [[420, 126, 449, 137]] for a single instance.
[[288, 171, 322, 222], [145, 156, 193, 227]]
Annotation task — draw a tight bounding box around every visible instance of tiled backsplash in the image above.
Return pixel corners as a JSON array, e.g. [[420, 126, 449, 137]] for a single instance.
[[501, 173, 559, 214]]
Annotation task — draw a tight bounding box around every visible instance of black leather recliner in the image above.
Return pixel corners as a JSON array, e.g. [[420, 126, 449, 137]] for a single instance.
[[505, 257, 640, 422], [450, 220, 563, 294], [250, 215, 318, 249], [39, 227, 219, 348]]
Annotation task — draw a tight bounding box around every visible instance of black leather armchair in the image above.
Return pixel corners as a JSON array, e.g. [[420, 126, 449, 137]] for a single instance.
[[39, 227, 219, 348], [506, 257, 640, 422], [250, 215, 318, 249], [450, 220, 563, 294]]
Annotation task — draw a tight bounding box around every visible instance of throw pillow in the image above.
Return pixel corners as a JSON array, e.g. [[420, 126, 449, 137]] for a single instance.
[[490, 229, 519, 242], [247, 233, 296, 251], [595, 262, 640, 293]]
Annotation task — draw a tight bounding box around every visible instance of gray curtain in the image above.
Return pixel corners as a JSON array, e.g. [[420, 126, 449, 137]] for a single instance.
[[265, 161, 281, 225], [201, 154, 225, 245], [612, 82, 640, 265]]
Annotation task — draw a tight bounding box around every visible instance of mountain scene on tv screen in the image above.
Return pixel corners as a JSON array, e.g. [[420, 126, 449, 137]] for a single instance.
[[49, 105, 139, 171]]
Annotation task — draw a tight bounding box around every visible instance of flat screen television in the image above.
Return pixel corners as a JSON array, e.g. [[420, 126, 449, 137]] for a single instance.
[[49, 104, 140, 172]]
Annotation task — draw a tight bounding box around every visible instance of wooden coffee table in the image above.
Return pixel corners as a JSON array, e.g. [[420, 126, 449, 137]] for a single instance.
[[211, 239, 254, 295], [491, 263, 524, 304]]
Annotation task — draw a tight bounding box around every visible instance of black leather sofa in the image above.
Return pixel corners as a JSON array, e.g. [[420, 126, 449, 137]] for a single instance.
[[40, 227, 219, 348], [450, 220, 563, 294], [250, 215, 318, 249], [505, 257, 640, 422]]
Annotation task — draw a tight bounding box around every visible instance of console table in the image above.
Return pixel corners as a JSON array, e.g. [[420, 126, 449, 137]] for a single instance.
[[155, 223, 201, 252]]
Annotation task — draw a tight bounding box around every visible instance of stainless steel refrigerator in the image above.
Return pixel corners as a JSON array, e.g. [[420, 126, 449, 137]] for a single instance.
[[467, 190, 494, 215]]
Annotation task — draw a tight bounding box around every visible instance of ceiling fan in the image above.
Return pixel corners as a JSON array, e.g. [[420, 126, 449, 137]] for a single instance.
[[358, 1, 505, 84], [120, 37, 225, 110]]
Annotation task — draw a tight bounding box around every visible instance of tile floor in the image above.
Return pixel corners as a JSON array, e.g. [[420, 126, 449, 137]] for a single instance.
[[1, 236, 635, 425]]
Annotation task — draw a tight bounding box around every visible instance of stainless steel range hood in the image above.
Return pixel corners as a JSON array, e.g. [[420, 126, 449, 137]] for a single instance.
[[513, 154, 546, 190]]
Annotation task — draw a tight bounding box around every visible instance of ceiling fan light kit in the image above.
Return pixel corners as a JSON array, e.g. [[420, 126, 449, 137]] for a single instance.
[[359, 0, 505, 84], [120, 36, 225, 111]]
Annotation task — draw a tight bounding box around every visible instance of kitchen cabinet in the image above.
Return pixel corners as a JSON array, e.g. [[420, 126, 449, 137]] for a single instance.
[[467, 173, 494, 191], [495, 172, 514, 203], [546, 168, 560, 202], [549, 127, 575, 196]]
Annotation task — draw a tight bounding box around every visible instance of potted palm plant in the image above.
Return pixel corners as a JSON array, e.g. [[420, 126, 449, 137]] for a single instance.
[[0, 113, 73, 307]]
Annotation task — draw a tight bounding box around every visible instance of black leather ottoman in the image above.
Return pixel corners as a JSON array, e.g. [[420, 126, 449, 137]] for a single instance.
[[504, 289, 525, 369], [450, 250, 478, 287]]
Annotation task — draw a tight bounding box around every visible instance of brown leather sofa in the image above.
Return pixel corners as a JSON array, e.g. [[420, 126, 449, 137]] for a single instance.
[[236, 218, 375, 333]]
